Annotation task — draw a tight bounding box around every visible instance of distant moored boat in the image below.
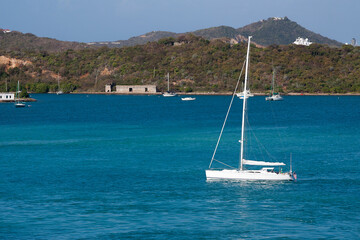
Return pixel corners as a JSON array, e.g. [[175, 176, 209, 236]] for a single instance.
[[265, 68, 283, 101], [14, 81, 26, 108], [163, 73, 177, 97], [181, 97, 196, 101]]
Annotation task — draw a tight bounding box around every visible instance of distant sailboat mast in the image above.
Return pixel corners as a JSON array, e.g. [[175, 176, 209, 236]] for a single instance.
[[15, 80, 26, 107], [167, 72, 170, 92], [271, 68, 275, 95], [56, 74, 63, 95], [163, 72, 177, 97], [240, 36, 252, 171]]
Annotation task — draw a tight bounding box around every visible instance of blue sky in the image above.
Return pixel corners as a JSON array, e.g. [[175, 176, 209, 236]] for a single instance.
[[1, 0, 359, 44]]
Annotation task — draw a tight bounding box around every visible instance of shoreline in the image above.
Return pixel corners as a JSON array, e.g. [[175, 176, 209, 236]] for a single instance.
[[3, 92, 357, 98], [0, 98, 37, 103], [65, 91, 360, 96]]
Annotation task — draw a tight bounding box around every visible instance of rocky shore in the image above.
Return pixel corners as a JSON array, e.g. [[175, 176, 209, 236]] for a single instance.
[[0, 98, 37, 103]]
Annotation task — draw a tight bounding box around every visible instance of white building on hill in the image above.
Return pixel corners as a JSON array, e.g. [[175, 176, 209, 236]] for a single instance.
[[293, 37, 312, 46], [0, 29, 11, 33]]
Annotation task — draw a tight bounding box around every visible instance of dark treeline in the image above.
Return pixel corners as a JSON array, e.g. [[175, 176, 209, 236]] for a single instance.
[[0, 34, 359, 94]]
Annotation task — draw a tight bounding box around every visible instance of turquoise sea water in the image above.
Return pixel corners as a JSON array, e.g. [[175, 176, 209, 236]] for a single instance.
[[0, 94, 359, 239]]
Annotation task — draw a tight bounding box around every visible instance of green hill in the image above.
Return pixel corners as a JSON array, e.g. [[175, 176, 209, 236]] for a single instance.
[[0, 17, 342, 53], [0, 34, 358, 94], [0, 31, 94, 53], [237, 17, 341, 47], [88, 31, 178, 48], [90, 17, 342, 48], [191, 26, 239, 39]]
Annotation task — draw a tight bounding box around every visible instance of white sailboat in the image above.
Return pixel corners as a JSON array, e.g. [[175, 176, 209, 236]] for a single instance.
[[56, 75, 63, 95], [206, 36, 295, 181], [14, 81, 26, 108], [236, 89, 254, 99], [265, 68, 283, 101], [163, 73, 177, 97]]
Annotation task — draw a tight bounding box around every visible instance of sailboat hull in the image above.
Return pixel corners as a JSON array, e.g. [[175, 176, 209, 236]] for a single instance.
[[162, 92, 176, 97], [205, 169, 293, 181], [265, 95, 283, 101], [15, 103, 26, 108]]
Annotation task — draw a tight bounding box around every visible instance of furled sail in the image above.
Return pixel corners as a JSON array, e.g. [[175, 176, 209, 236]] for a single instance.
[[243, 160, 285, 166]]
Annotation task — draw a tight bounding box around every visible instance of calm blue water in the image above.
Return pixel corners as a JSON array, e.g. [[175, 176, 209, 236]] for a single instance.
[[1, 94, 359, 239]]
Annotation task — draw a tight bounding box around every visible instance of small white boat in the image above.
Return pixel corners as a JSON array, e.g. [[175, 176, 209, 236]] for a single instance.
[[163, 73, 177, 97], [206, 36, 295, 181], [163, 92, 177, 97], [265, 68, 283, 101], [15, 102, 26, 108], [14, 81, 26, 108], [181, 97, 196, 101], [265, 94, 283, 101], [237, 90, 254, 99]]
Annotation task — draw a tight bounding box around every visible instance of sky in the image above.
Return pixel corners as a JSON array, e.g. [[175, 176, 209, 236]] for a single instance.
[[1, 0, 359, 44]]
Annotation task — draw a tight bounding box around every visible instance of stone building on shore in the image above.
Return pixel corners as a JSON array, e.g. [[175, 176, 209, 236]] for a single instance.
[[105, 84, 157, 94]]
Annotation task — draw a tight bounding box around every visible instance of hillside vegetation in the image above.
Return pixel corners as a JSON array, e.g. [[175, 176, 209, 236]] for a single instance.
[[0, 31, 94, 53], [0, 34, 359, 94]]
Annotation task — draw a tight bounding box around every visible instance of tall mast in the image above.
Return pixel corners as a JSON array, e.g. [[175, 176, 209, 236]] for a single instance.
[[17, 81, 20, 99], [272, 68, 275, 95], [167, 72, 170, 92], [240, 36, 252, 170]]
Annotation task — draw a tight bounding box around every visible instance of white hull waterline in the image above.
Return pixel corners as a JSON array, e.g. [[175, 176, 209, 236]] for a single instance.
[[206, 169, 293, 181]]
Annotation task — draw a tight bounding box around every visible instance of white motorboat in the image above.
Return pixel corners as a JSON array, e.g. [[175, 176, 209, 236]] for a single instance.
[[181, 97, 196, 101]]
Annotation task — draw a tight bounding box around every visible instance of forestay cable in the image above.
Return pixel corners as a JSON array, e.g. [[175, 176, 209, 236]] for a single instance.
[[208, 60, 246, 169]]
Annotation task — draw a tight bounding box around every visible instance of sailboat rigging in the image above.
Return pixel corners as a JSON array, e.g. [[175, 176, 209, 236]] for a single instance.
[[163, 73, 177, 97], [265, 68, 283, 101], [14, 81, 26, 108], [206, 36, 295, 181], [56, 75, 63, 95]]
